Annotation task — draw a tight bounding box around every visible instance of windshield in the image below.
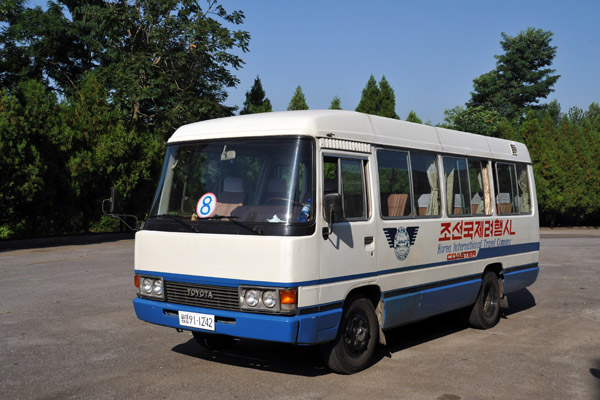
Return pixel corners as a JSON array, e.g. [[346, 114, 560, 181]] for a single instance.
[[148, 137, 314, 230]]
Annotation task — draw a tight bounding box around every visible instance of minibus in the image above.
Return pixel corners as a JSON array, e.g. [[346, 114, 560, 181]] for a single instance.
[[133, 110, 539, 373]]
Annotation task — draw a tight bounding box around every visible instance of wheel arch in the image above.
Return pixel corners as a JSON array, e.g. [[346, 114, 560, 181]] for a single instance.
[[344, 284, 382, 308], [483, 262, 506, 298]]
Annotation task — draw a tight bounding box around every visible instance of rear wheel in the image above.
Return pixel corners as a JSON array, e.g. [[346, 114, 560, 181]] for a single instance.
[[192, 331, 236, 350], [468, 272, 501, 329], [321, 296, 379, 374]]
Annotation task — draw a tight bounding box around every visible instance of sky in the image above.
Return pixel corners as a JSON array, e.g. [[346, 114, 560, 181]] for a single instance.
[[26, 0, 600, 124]]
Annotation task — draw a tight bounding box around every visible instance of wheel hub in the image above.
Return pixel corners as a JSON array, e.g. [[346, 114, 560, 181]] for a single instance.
[[345, 314, 370, 355]]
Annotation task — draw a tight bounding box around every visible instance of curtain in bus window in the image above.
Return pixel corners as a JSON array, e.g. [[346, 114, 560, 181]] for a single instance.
[[445, 166, 455, 215], [495, 163, 518, 214], [443, 157, 470, 215], [482, 163, 493, 215], [426, 160, 440, 216], [468, 159, 486, 215], [516, 164, 531, 213]]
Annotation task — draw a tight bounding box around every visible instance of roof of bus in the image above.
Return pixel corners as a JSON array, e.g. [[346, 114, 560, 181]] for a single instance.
[[168, 110, 531, 163]]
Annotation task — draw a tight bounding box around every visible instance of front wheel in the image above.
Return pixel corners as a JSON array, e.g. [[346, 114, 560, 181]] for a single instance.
[[467, 272, 501, 329], [321, 296, 379, 374]]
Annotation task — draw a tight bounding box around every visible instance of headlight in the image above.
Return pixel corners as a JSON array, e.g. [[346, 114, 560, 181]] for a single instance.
[[137, 275, 165, 300], [153, 280, 163, 296], [245, 289, 260, 307], [143, 278, 153, 294], [262, 291, 277, 308], [239, 286, 297, 315]]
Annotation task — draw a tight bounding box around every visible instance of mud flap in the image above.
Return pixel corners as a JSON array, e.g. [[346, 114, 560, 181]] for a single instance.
[[500, 295, 509, 309], [376, 298, 386, 346], [499, 276, 509, 309]]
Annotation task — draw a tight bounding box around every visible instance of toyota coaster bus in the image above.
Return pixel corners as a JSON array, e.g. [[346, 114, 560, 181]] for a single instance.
[[133, 110, 539, 374]]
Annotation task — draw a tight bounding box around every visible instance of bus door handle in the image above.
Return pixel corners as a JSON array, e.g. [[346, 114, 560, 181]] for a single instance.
[[364, 236, 374, 252]]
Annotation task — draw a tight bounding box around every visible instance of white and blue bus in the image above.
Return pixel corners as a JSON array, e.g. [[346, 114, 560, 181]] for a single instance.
[[133, 110, 539, 373]]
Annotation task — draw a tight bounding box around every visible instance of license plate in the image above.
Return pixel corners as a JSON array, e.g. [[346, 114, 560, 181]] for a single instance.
[[178, 311, 215, 331]]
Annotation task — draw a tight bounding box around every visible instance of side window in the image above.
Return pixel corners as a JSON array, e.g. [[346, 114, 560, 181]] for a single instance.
[[494, 162, 519, 214], [377, 149, 412, 217], [341, 159, 366, 219], [323, 156, 367, 221], [442, 156, 492, 216], [443, 157, 470, 216], [411, 153, 441, 217]]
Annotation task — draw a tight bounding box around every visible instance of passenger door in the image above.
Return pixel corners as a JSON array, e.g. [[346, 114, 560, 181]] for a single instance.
[[319, 155, 377, 304]]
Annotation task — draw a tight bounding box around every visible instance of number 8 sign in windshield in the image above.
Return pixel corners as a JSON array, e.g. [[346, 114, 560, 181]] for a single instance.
[[196, 193, 217, 218]]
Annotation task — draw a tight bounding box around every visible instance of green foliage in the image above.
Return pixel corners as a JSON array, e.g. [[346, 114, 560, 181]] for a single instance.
[[0, 0, 249, 239], [82, 0, 249, 139], [442, 105, 504, 136], [498, 109, 600, 226], [240, 76, 272, 114], [0, 80, 67, 237], [355, 75, 379, 114], [469, 27, 560, 120], [406, 111, 422, 124], [356, 75, 399, 118], [1, 0, 250, 140], [288, 85, 309, 110], [378, 76, 399, 119], [329, 96, 342, 110], [60, 72, 162, 230]]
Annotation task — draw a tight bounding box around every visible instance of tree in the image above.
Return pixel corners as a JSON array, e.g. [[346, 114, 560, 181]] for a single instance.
[[378, 76, 399, 119], [469, 27, 560, 120], [1, 0, 250, 139], [406, 110, 422, 124], [585, 102, 600, 131], [329, 96, 342, 110], [240, 76, 272, 114], [0, 80, 67, 238], [443, 105, 503, 136], [356, 74, 399, 118], [356, 75, 380, 115], [0, 0, 251, 238], [60, 72, 161, 231], [288, 85, 308, 110]]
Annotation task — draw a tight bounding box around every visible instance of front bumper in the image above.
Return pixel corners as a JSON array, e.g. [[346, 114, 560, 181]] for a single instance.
[[133, 297, 341, 345]]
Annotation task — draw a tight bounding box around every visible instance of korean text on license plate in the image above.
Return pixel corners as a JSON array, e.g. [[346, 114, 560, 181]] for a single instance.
[[178, 311, 215, 331]]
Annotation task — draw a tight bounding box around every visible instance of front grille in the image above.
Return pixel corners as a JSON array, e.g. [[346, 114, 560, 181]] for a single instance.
[[165, 281, 239, 311]]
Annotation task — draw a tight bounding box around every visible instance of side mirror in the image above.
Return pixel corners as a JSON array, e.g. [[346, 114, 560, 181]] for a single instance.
[[109, 187, 117, 213], [322, 193, 343, 240], [102, 188, 118, 215], [101, 188, 139, 231]]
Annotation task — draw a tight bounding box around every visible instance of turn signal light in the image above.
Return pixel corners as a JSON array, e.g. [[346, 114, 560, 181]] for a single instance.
[[280, 289, 297, 304]]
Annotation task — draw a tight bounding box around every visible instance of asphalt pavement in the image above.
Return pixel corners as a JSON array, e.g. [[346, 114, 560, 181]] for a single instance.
[[1, 229, 599, 399]]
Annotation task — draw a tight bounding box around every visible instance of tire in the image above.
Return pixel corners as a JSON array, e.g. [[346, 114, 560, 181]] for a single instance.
[[321, 296, 379, 374], [192, 331, 236, 350], [468, 272, 501, 329]]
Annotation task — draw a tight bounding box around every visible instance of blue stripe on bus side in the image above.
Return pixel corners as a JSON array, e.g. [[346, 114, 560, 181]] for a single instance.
[[382, 277, 482, 329], [503, 265, 540, 294], [136, 241, 540, 289]]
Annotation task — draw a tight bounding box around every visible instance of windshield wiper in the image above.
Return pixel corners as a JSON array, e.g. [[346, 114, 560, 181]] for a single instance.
[[204, 215, 263, 235], [156, 214, 199, 233]]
